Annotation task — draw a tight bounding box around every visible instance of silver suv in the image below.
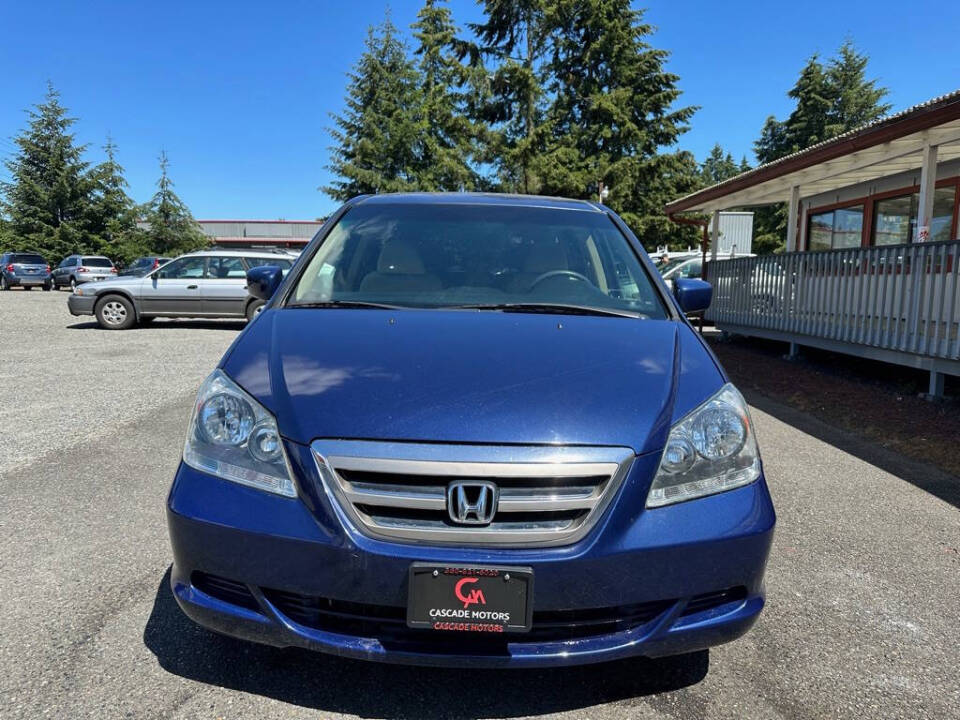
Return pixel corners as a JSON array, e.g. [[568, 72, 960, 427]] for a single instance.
[[67, 249, 294, 330], [52, 255, 117, 290]]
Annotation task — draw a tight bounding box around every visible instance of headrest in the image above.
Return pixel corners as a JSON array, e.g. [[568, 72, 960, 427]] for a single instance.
[[523, 239, 567, 273], [377, 238, 425, 274]]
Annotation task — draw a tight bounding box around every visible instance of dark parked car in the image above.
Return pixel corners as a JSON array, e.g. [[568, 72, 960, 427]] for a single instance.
[[166, 193, 775, 668], [119, 256, 173, 277], [51, 255, 116, 290], [0, 252, 52, 291]]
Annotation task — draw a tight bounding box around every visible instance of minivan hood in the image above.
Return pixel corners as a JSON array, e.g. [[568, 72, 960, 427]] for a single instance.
[[222, 309, 724, 454]]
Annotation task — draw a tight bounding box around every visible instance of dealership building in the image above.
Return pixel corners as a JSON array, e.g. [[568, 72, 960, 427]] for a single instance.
[[197, 219, 324, 250], [666, 89, 960, 395]]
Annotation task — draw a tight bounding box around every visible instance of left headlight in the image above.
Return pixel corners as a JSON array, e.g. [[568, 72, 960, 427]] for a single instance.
[[183, 369, 297, 497], [646, 383, 761, 507]]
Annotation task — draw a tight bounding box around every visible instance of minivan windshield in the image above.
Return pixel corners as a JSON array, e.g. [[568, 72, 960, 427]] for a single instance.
[[289, 203, 666, 319]]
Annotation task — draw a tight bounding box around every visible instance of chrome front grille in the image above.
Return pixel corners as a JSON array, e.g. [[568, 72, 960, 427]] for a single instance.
[[311, 440, 634, 547]]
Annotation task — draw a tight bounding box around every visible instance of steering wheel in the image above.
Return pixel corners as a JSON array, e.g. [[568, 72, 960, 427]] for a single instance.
[[530, 270, 591, 289]]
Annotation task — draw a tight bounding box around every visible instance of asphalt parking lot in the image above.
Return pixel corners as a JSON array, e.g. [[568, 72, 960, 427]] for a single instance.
[[1, 289, 958, 720]]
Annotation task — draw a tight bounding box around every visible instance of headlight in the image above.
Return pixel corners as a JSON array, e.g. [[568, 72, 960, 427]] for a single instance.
[[183, 369, 296, 497], [646, 384, 760, 507]]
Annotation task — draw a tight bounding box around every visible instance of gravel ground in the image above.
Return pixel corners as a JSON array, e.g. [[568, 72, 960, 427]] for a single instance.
[[1, 290, 958, 719], [0, 288, 241, 474]]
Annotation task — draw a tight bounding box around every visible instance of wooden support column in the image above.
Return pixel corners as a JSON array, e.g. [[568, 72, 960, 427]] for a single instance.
[[798, 201, 808, 252], [916, 143, 938, 241], [710, 210, 720, 261], [786, 185, 800, 252]]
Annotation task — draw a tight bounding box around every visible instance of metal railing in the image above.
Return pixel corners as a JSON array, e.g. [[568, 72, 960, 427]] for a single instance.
[[705, 240, 960, 361]]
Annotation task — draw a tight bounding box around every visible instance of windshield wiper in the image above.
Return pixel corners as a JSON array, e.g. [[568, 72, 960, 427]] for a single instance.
[[449, 302, 644, 319], [290, 300, 407, 310]]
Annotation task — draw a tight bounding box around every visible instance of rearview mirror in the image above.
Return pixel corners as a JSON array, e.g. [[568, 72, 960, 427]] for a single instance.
[[673, 277, 712, 314], [246, 265, 284, 302]]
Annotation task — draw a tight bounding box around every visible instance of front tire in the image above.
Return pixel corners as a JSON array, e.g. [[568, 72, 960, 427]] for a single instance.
[[245, 299, 265, 321], [96, 295, 136, 330]]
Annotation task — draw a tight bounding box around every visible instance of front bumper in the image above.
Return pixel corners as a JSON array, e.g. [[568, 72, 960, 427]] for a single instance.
[[67, 294, 96, 316], [167, 443, 775, 668]]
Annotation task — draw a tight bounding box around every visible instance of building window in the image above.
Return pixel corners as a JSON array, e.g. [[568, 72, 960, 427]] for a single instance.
[[872, 187, 956, 245], [807, 205, 864, 250]]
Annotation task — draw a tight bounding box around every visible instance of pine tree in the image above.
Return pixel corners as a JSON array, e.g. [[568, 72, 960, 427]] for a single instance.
[[325, 16, 422, 200], [411, 0, 478, 191], [537, 0, 697, 249], [85, 137, 145, 262], [752, 42, 890, 253], [825, 41, 891, 135], [700, 143, 740, 185], [469, 0, 551, 193], [1, 83, 92, 258], [142, 151, 206, 256]]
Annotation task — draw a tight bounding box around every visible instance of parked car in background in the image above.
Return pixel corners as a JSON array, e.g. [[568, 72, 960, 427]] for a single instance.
[[51, 255, 117, 291], [119, 256, 173, 277], [0, 252, 52, 291], [67, 249, 294, 329], [658, 255, 704, 283], [166, 193, 774, 668]]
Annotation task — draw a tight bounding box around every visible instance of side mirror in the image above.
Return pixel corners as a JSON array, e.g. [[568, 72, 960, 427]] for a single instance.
[[246, 265, 284, 302], [673, 277, 712, 314]]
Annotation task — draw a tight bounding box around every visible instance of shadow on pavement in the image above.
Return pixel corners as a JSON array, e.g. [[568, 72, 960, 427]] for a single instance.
[[144, 568, 709, 718], [67, 320, 245, 331], [742, 388, 960, 510]]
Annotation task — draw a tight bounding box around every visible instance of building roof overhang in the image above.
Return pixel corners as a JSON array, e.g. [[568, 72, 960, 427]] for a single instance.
[[665, 89, 960, 215]]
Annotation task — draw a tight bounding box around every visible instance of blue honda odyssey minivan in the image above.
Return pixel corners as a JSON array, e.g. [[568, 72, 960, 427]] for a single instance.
[[166, 193, 775, 667]]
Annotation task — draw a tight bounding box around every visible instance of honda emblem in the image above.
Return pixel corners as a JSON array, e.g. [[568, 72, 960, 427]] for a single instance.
[[447, 480, 498, 525]]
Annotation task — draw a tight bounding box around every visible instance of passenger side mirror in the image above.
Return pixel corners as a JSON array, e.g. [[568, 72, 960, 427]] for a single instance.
[[246, 265, 284, 302], [673, 277, 712, 314]]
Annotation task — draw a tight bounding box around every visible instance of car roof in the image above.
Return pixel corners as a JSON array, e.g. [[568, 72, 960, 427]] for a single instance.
[[353, 192, 603, 213], [180, 249, 292, 258]]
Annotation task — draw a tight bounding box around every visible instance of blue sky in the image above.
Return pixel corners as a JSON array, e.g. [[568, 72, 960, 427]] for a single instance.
[[1, 0, 958, 220]]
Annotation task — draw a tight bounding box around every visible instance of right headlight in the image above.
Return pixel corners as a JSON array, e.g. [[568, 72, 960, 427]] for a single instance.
[[183, 369, 296, 497], [646, 383, 761, 507]]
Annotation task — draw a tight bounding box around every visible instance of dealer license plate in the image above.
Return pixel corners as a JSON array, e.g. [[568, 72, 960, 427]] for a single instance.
[[406, 563, 533, 633]]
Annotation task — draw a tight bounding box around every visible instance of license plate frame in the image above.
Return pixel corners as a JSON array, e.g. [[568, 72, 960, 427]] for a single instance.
[[406, 563, 533, 633]]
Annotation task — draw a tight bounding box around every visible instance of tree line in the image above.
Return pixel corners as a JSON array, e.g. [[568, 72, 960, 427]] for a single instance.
[[326, 0, 891, 253], [0, 84, 205, 265]]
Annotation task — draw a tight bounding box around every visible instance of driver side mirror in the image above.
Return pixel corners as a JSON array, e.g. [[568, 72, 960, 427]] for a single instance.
[[673, 277, 712, 314], [247, 265, 284, 302]]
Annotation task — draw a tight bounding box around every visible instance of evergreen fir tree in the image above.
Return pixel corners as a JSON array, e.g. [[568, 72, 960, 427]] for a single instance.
[[1, 83, 92, 258], [86, 137, 145, 262], [411, 0, 478, 191], [752, 42, 890, 253], [700, 143, 741, 185], [825, 41, 891, 134], [324, 16, 422, 200], [142, 151, 206, 256], [538, 0, 697, 248], [468, 0, 551, 193]]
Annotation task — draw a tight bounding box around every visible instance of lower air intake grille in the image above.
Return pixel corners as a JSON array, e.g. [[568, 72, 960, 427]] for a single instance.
[[262, 588, 671, 645], [192, 572, 260, 611], [682, 586, 748, 616], [312, 440, 634, 547]]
